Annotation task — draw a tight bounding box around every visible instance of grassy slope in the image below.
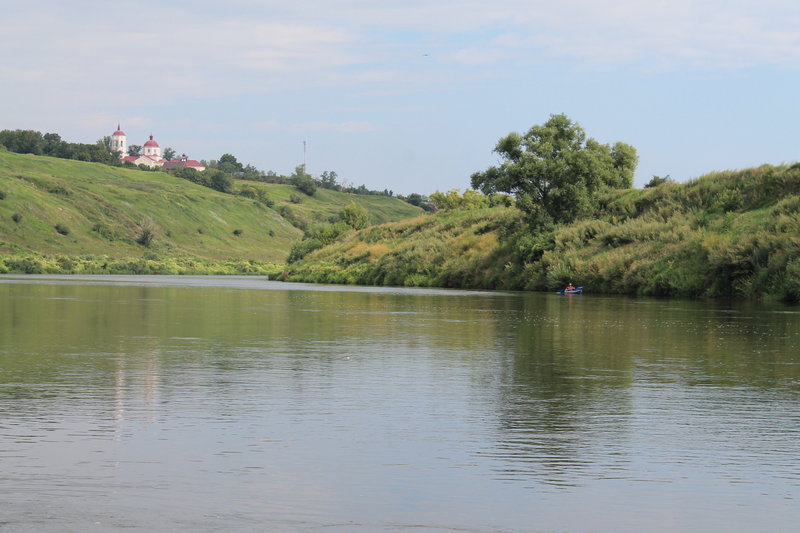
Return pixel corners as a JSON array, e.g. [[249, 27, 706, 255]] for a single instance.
[[288, 164, 800, 300], [0, 152, 422, 266], [286, 207, 522, 288], [241, 181, 423, 226]]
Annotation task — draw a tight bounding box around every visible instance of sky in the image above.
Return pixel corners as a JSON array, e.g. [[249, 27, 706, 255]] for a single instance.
[[2, 0, 799, 194]]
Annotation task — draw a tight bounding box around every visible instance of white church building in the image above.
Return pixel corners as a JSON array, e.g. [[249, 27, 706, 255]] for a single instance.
[[111, 125, 205, 171]]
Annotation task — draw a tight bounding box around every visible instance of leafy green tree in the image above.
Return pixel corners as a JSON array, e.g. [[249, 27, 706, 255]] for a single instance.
[[98, 136, 113, 152], [128, 145, 142, 156], [241, 164, 263, 181], [338, 201, 370, 229], [429, 189, 494, 211], [290, 165, 318, 195], [0, 129, 44, 154], [163, 147, 177, 161], [471, 114, 637, 227], [404, 193, 425, 207], [206, 169, 234, 193], [42, 133, 65, 155], [218, 153, 244, 175], [320, 170, 340, 190]]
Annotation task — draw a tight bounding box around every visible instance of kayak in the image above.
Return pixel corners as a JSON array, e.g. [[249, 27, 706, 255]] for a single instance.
[[556, 286, 583, 295]]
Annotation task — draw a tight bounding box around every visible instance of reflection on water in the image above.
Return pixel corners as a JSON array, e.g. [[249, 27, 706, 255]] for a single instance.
[[1, 275, 799, 532]]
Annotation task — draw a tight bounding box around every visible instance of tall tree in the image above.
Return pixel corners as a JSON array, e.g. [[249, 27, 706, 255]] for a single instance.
[[320, 170, 339, 190], [290, 165, 317, 196], [0, 129, 44, 154], [128, 145, 142, 156], [98, 136, 113, 152], [470, 114, 637, 228], [217, 153, 244, 174], [163, 147, 177, 161]]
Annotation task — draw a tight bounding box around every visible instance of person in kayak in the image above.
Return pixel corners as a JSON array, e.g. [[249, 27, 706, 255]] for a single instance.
[[566, 283, 575, 291]]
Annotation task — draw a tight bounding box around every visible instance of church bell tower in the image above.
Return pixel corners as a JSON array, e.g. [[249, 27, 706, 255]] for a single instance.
[[111, 123, 127, 158]]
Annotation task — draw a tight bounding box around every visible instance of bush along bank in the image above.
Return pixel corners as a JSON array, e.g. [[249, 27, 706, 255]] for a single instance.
[[0, 253, 285, 277]]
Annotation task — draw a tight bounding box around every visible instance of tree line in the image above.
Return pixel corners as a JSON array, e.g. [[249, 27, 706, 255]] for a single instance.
[[0, 130, 120, 166]]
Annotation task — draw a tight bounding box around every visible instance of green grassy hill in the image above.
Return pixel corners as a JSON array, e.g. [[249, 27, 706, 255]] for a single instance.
[[287, 164, 800, 301], [0, 151, 422, 273], [237, 181, 424, 227]]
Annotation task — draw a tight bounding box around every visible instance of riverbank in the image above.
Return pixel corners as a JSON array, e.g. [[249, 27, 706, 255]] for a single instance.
[[0, 253, 285, 277], [286, 164, 800, 302]]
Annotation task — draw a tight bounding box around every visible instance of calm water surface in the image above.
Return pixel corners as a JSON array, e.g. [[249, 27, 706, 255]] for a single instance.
[[1, 275, 799, 532]]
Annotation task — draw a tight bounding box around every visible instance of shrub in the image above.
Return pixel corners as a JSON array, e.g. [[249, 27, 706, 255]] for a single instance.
[[136, 218, 157, 247], [645, 175, 674, 188], [91, 223, 116, 240], [54, 224, 70, 235], [233, 229, 243, 236], [11, 213, 22, 223], [338, 201, 370, 230]]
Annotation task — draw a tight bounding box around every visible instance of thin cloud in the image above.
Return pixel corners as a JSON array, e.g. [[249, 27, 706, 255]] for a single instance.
[[255, 120, 377, 133]]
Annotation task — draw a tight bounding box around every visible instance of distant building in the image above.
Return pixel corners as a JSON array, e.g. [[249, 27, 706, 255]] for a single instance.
[[162, 155, 206, 171], [111, 125, 205, 171]]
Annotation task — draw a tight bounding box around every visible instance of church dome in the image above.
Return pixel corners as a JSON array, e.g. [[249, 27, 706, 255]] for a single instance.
[[143, 135, 159, 147], [112, 123, 125, 136]]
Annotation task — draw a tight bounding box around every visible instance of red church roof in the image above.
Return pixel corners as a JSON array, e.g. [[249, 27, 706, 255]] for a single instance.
[[143, 134, 159, 147], [113, 123, 125, 136], [162, 159, 205, 169]]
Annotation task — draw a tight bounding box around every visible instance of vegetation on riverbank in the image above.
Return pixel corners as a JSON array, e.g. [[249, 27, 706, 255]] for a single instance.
[[0, 252, 284, 276], [286, 163, 800, 302]]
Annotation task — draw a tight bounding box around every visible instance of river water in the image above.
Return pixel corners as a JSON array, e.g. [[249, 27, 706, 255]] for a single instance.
[[1, 275, 799, 532]]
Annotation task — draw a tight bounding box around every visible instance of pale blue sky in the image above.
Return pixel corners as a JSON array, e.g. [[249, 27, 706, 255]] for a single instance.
[[2, 1, 799, 194]]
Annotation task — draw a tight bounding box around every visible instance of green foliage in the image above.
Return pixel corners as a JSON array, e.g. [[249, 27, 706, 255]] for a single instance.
[[287, 221, 351, 263], [136, 218, 157, 247], [319, 170, 339, 190], [276, 204, 306, 230], [233, 229, 243, 236], [287, 208, 519, 288], [91, 223, 117, 240], [338, 201, 370, 230], [0, 190, 6, 200], [206, 169, 234, 193], [404, 193, 425, 206], [237, 184, 275, 207], [290, 165, 317, 195], [217, 153, 244, 175], [429, 189, 512, 212], [0, 130, 44, 154], [54, 224, 70, 236], [0, 253, 286, 277], [645, 175, 674, 188], [471, 114, 637, 228], [0, 129, 121, 165], [11, 213, 22, 223]]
